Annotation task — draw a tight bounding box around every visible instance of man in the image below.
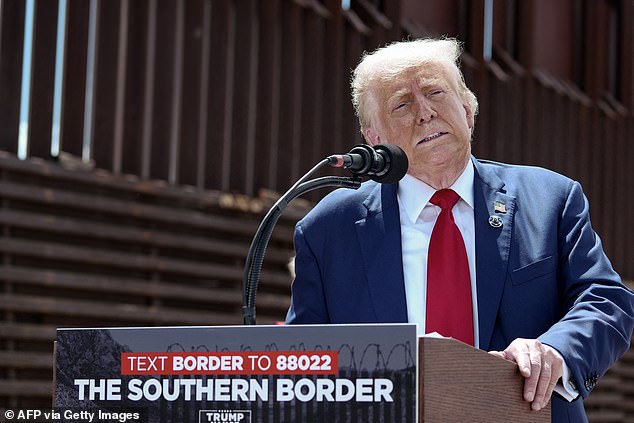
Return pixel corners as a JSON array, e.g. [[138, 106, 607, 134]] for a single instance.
[[285, 38, 634, 422]]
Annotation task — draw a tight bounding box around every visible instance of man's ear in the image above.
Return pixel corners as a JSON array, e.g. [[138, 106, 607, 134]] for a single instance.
[[463, 104, 474, 129], [364, 127, 381, 146]]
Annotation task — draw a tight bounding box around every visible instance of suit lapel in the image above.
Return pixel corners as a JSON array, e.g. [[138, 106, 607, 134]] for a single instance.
[[472, 159, 515, 350], [355, 183, 408, 323], [352, 162, 515, 336]]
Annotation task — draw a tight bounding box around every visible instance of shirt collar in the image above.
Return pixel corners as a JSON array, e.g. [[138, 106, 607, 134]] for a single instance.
[[398, 160, 474, 223]]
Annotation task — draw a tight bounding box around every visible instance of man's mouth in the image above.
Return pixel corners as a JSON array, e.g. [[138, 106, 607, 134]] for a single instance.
[[418, 132, 447, 144]]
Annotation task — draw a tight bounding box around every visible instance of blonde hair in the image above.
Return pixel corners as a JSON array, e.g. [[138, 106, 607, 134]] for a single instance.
[[351, 38, 478, 133]]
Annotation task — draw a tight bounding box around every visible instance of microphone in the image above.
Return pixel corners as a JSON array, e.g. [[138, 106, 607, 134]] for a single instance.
[[327, 144, 409, 184]]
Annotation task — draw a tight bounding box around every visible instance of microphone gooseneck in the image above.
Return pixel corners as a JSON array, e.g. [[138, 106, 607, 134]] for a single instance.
[[243, 143, 407, 325], [242, 159, 361, 325]]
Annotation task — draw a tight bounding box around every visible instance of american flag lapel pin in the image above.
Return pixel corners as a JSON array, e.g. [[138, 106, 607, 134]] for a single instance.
[[493, 201, 507, 214]]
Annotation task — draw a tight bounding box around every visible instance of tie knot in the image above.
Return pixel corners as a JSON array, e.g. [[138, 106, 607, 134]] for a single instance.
[[430, 189, 460, 210]]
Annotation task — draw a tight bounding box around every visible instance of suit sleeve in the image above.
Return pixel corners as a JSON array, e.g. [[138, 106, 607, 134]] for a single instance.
[[538, 180, 634, 398]]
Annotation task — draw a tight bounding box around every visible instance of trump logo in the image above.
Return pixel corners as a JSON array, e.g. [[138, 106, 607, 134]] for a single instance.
[[200, 409, 251, 423]]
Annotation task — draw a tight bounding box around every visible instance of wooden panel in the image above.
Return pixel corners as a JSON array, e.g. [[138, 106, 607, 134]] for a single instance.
[[139, 0, 157, 179], [342, 8, 369, 150], [0, 380, 53, 397], [277, 0, 303, 186], [0, 351, 53, 370], [420, 337, 550, 422], [0, 209, 289, 265], [166, 0, 186, 185], [322, 0, 345, 158], [621, 0, 634, 109], [178, 0, 205, 187], [353, 0, 391, 50], [583, 0, 609, 100], [59, 0, 90, 158], [120, 0, 149, 177], [620, 119, 634, 279], [532, 0, 574, 80], [207, 0, 233, 191], [255, 0, 282, 190], [401, 0, 460, 39], [148, 0, 177, 182], [600, 109, 618, 262], [0, 294, 239, 326], [477, 63, 509, 161], [0, 0, 26, 154], [0, 237, 289, 286], [91, 0, 121, 170], [27, 0, 59, 159], [227, 0, 258, 195], [382, 0, 402, 40], [0, 322, 56, 341], [536, 72, 558, 169], [587, 107, 606, 235], [1, 266, 288, 312], [300, 6, 326, 173]]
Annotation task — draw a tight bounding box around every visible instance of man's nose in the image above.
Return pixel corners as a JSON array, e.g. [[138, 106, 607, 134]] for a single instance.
[[415, 97, 436, 124]]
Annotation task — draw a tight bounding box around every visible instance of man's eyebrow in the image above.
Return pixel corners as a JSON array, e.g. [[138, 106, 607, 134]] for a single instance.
[[388, 89, 411, 103], [415, 72, 448, 88], [418, 80, 445, 91]]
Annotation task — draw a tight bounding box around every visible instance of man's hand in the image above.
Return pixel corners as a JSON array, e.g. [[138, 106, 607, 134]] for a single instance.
[[489, 338, 564, 411]]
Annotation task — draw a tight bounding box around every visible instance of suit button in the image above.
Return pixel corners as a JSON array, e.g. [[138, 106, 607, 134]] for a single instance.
[[585, 373, 599, 391]]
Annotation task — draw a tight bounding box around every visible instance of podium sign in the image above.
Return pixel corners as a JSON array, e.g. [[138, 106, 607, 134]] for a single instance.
[[55, 324, 417, 423]]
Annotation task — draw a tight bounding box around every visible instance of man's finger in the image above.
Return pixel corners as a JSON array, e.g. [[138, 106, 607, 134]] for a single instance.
[[533, 344, 566, 410], [523, 347, 542, 402], [531, 360, 552, 410], [495, 340, 532, 377], [488, 351, 506, 359]]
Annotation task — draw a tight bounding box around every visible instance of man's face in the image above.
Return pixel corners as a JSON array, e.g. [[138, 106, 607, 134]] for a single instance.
[[364, 62, 474, 185]]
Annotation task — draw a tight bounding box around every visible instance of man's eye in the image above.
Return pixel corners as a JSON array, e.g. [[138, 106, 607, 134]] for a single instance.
[[393, 103, 407, 111], [429, 90, 444, 96]]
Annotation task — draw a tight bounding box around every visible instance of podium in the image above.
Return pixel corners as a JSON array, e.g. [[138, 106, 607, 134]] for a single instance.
[[54, 324, 550, 423], [419, 337, 549, 422]]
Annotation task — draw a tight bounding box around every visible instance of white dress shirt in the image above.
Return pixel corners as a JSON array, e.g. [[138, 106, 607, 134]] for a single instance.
[[397, 161, 479, 343], [396, 160, 577, 401]]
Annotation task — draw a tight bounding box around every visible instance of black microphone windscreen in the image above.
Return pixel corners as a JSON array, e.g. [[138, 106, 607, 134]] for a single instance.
[[371, 144, 409, 184]]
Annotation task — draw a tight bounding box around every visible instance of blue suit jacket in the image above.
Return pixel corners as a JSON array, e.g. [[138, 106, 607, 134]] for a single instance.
[[286, 157, 634, 422]]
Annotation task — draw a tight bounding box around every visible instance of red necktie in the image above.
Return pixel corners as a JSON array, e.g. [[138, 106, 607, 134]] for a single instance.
[[425, 189, 474, 345]]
